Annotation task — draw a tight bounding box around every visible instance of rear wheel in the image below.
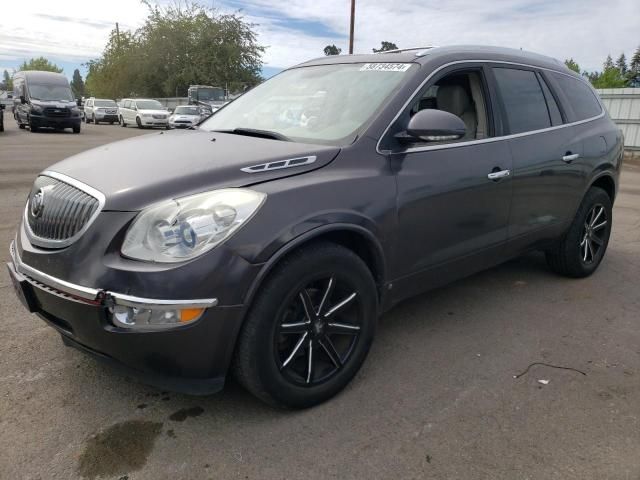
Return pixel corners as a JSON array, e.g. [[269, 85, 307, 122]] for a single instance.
[[233, 242, 377, 409], [546, 187, 612, 277]]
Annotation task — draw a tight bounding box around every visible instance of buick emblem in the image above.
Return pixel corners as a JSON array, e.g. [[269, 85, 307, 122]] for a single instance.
[[30, 188, 47, 218]]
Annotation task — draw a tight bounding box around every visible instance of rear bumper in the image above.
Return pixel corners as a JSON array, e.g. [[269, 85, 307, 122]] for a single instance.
[[8, 241, 246, 395]]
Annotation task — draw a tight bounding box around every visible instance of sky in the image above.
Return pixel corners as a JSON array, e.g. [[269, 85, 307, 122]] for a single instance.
[[1, 0, 639, 82]]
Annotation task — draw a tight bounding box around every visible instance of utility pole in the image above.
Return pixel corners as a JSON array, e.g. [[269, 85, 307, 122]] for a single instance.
[[115, 22, 121, 50], [348, 0, 355, 54]]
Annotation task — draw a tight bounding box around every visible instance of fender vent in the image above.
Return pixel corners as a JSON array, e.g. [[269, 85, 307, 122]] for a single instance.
[[241, 156, 317, 173]]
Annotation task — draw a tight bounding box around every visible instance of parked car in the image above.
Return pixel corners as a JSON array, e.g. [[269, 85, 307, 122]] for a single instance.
[[8, 46, 623, 408], [168, 105, 202, 128], [12, 71, 82, 133], [84, 98, 119, 124], [119, 98, 169, 129]]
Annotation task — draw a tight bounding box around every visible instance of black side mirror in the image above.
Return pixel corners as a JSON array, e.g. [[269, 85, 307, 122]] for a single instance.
[[20, 95, 26, 104], [76, 98, 82, 106], [398, 109, 466, 143]]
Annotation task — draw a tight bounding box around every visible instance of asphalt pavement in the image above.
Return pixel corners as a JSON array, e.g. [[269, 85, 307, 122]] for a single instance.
[[1, 111, 639, 479]]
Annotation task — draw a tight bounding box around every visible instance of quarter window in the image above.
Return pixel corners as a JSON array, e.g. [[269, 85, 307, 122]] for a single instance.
[[550, 73, 602, 121], [493, 68, 551, 134]]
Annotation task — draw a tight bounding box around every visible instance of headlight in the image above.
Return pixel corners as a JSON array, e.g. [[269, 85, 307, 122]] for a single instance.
[[121, 188, 266, 262], [142, 113, 152, 118], [30, 105, 43, 114]]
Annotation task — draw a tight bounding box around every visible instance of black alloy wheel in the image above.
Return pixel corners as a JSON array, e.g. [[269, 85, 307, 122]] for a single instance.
[[234, 242, 377, 408], [274, 275, 362, 386]]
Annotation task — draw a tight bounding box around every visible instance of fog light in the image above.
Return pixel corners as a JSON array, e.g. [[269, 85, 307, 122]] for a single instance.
[[109, 305, 204, 329]]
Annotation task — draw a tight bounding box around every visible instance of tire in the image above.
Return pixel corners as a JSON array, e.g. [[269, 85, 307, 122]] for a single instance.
[[93, 114, 98, 124], [18, 124, 26, 129], [110, 121, 114, 125], [165, 124, 170, 130], [136, 116, 143, 128], [545, 187, 612, 278], [29, 119, 39, 133], [120, 116, 126, 127], [73, 124, 81, 134], [233, 242, 378, 409]]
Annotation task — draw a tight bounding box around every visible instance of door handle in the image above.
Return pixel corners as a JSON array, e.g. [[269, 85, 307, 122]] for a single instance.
[[487, 169, 511, 180], [562, 153, 579, 163]]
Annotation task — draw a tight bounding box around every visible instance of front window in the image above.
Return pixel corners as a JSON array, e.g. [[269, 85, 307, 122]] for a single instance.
[[95, 99, 117, 107], [136, 100, 164, 110], [196, 87, 225, 102], [28, 84, 74, 102], [174, 106, 200, 115], [200, 63, 416, 145]]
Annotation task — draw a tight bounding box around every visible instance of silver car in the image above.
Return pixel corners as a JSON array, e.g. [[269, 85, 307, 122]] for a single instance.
[[169, 105, 203, 128]]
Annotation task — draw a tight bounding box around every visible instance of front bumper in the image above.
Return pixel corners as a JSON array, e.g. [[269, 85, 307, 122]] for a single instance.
[[7, 241, 246, 395], [95, 114, 119, 122], [141, 117, 168, 126], [30, 115, 81, 129]]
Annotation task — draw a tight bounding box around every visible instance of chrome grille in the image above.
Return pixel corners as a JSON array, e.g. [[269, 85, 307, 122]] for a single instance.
[[25, 173, 104, 248], [43, 107, 71, 118]]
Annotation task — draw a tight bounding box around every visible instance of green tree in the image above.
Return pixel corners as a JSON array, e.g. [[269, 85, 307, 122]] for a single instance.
[[18, 57, 63, 73], [70, 69, 85, 98], [86, 1, 264, 98], [564, 58, 580, 73], [603, 54, 614, 70], [2, 70, 12, 91], [323, 44, 341, 56], [616, 53, 627, 75], [630, 46, 640, 73], [372, 41, 398, 53], [590, 67, 627, 88]]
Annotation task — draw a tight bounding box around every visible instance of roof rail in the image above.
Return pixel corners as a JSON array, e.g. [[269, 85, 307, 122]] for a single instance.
[[376, 46, 438, 56]]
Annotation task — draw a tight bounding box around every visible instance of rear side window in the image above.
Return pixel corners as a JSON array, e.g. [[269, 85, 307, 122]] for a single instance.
[[493, 68, 551, 134], [550, 73, 602, 121], [123, 100, 131, 109], [538, 74, 563, 125]]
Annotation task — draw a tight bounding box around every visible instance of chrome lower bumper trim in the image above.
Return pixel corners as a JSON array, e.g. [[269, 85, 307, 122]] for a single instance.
[[9, 241, 218, 309]]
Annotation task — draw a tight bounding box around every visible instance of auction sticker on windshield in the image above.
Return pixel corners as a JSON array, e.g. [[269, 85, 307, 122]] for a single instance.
[[359, 63, 412, 72]]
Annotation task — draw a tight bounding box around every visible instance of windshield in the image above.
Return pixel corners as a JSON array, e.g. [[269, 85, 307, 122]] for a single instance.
[[28, 84, 74, 102], [95, 99, 117, 107], [200, 63, 415, 145], [197, 88, 225, 102], [136, 100, 164, 110], [174, 106, 200, 115]]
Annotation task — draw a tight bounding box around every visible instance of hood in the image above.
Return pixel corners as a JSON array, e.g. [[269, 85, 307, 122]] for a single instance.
[[138, 109, 169, 115], [32, 99, 76, 109], [47, 129, 340, 211]]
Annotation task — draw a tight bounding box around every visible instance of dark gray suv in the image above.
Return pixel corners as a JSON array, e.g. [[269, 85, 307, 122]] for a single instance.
[[7, 46, 623, 408]]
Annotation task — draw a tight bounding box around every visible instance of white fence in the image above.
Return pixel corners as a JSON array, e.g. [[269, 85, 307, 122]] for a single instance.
[[597, 88, 640, 150]]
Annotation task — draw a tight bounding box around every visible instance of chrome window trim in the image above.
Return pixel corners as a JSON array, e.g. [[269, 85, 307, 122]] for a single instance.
[[10, 241, 218, 309], [376, 59, 605, 155], [23, 170, 106, 249]]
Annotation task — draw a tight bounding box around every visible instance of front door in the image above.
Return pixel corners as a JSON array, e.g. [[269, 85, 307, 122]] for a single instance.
[[385, 65, 513, 296]]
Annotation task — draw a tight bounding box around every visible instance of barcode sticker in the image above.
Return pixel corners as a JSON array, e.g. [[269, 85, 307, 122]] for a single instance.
[[360, 63, 412, 72]]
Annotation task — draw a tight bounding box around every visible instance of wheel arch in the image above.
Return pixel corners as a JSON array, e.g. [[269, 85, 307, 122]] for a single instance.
[[588, 172, 616, 203], [242, 224, 388, 309]]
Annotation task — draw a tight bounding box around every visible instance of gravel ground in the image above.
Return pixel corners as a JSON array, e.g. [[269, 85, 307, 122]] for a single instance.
[[1, 112, 639, 479]]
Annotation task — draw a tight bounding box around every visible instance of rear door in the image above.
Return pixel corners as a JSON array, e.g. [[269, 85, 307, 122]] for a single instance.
[[491, 66, 583, 248]]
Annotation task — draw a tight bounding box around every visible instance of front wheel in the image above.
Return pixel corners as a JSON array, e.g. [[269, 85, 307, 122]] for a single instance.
[[120, 116, 126, 127], [73, 124, 81, 134], [545, 186, 612, 278], [136, 116, 143, 129], [233, 242, 377, 409], [92, 114, 97, 124]]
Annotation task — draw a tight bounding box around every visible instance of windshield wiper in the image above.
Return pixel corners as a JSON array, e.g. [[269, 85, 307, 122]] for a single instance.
[[215, 127, 291, 142]]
